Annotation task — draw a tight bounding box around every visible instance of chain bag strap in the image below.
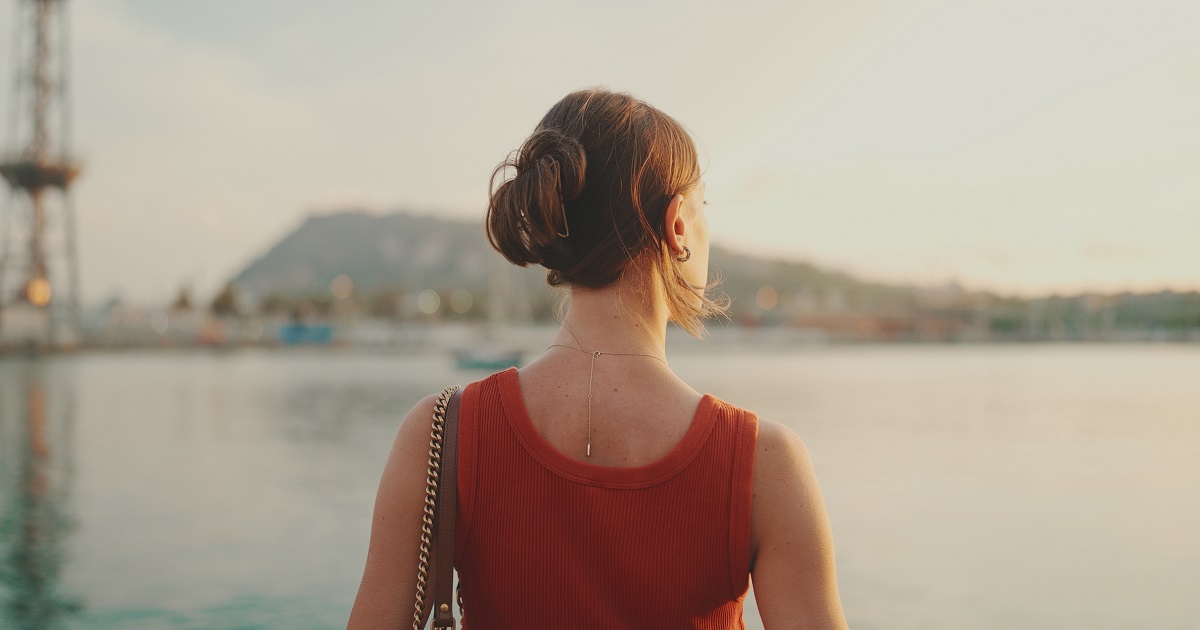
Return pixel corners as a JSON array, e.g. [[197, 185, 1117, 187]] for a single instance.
[[413, 385, 463, 630]]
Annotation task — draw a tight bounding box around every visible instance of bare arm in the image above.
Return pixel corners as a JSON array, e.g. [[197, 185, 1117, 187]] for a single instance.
[[347, 393, 441, 630], [750, 420, 848, 630]]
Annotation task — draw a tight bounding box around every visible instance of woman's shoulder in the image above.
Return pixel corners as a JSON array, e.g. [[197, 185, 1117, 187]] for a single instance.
[[398, 377, 490, 434], [388, 392, 444, 468], [703, 398, 810, 479], [743, 416, 847, 627], [750, 416, 819, 510], [397, 375, 501, 443], [754, 417, 809, 464], [746, 415, 828, 560]]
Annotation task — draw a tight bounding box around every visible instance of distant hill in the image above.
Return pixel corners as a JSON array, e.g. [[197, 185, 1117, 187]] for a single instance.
[[232, 211, 504, 298], [229, 210, 898, 319], [228, 210, 1200, 340]]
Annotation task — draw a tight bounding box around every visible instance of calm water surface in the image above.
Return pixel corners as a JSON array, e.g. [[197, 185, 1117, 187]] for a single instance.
[[1, 342, 1198, 629]]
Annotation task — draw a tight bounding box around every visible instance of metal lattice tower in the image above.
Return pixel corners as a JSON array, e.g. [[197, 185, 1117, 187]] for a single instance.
[[0, 0, 82, 349]]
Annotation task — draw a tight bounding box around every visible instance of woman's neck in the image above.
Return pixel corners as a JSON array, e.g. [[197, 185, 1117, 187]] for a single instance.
[[554, 282, 669, 357]]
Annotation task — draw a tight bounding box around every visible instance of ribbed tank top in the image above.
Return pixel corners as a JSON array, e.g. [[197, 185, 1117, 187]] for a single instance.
[[453, 367, 759, 629]]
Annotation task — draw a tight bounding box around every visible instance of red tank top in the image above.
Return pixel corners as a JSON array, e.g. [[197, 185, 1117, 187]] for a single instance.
[[454, 367, 759, 628]]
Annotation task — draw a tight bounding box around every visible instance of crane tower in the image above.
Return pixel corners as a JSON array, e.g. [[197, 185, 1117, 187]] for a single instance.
[[0, 0, 82, 350]]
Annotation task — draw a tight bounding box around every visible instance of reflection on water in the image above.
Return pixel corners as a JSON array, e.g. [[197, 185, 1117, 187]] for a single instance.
[[0, 359, 81, 629]]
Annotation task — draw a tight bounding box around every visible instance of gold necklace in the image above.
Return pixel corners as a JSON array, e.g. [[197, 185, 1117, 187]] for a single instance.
[[547, 322, 668, 457]]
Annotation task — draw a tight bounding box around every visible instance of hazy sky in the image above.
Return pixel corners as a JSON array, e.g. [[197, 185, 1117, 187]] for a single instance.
[[1, 0, 1197, 303]]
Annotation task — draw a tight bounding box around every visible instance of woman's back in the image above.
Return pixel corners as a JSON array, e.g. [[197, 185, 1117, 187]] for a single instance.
[[455, 367, 757, 628]]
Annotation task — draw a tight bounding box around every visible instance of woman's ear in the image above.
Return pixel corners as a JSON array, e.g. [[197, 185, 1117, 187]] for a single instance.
[[663, 193, 687, 257]]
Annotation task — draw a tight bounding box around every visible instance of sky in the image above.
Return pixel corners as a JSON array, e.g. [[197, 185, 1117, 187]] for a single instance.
[[1, 0, 1197, 304]]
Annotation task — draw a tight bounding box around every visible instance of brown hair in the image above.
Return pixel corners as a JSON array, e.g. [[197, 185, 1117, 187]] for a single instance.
[[486, 88, 727, 336]]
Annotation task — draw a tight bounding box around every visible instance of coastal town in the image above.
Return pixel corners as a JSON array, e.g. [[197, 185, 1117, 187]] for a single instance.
[[19, 211, 1197, 352]]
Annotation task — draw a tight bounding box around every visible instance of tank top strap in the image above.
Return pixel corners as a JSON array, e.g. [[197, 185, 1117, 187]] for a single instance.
[[454, 376, 487, 566], [719, 399, 759, 597]]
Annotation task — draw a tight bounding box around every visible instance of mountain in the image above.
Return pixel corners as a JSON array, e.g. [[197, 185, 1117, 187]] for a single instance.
[[232, 211, 504, 298], [228, 210, 898, 321]]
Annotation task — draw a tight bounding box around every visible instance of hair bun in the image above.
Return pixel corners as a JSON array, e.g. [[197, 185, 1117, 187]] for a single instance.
[[486, 128, 587, 270], [516, 128, 587, 204]]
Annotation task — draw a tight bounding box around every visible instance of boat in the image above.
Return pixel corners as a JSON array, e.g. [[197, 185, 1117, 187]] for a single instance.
[[455, 346, 522, 370], [278, 322, 334, 345]]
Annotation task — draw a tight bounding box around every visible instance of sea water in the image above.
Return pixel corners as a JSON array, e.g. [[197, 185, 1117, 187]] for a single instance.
[[1, 341, 1197, 629]]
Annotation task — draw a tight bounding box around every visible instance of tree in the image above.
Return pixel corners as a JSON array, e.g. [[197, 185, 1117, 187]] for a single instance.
[[172, 285, 193, 311], [211, 284, 240, 317]]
